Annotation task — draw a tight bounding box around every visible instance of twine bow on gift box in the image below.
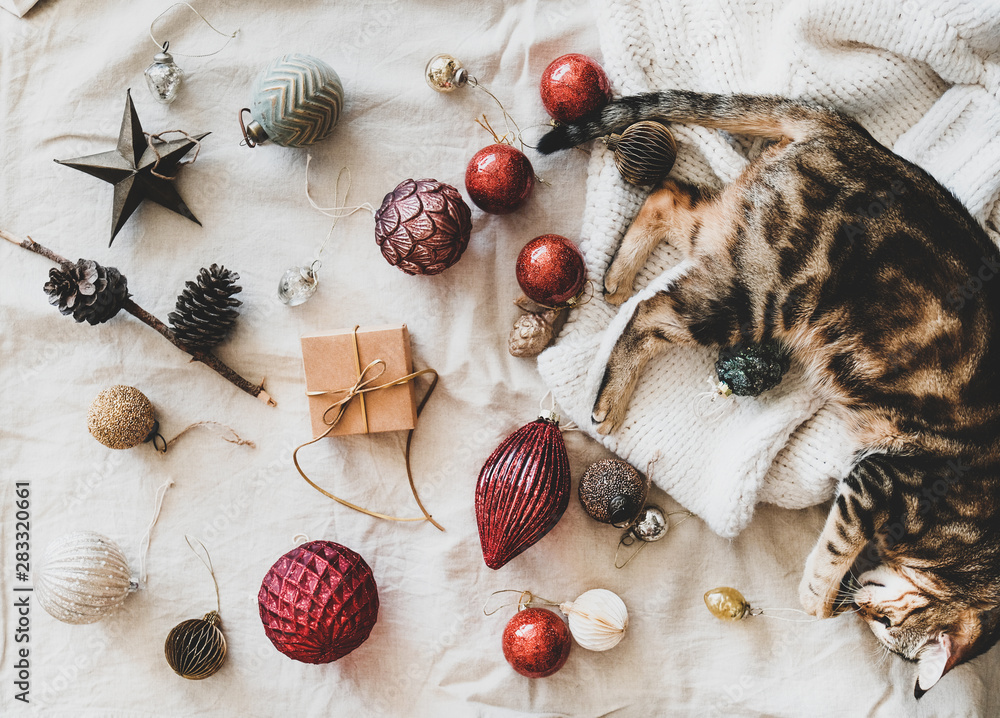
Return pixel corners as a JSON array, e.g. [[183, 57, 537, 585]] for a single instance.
[[292, 326, 444, 531]]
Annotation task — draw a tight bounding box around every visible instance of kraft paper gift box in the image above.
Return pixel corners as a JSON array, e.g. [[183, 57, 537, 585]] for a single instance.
[[300, 325, 418, 439]]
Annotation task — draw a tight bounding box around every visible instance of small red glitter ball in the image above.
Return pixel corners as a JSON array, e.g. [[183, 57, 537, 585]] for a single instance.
[[539, 54, 611, 123], [516, 234, 586, 306], [502, 607, 571, 678], [258, 540, 379, 664], [465, 143, 535, 215]]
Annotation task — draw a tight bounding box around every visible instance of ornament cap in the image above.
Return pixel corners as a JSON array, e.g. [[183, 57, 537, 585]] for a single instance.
[[245, 119, 269, 146], [538, 409, 561, 425], [608, 494, 637, 525]]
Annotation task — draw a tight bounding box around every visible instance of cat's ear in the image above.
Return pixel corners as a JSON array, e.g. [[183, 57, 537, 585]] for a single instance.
[[914, 633, 965, 698]]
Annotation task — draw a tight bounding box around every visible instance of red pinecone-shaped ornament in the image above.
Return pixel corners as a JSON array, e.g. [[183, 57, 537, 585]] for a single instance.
[[475, 412, 571, 570], [374, 178, 473, 275], [258, 540, 379, 664]]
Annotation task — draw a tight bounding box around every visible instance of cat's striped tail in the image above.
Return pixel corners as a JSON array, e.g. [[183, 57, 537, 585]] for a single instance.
[[537, 90, 844, 154]]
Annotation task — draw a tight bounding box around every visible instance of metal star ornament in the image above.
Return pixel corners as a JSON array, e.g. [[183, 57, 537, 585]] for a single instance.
[[55, 89, 209, 247]]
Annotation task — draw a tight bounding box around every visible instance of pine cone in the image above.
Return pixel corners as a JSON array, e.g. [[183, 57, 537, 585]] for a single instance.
[[43, 259, 129, 325], [168, 264, 242, 350], [509, 310, 559, 358]]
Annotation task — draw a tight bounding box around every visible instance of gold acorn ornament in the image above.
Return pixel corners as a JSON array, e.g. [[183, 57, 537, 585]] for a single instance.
[[704, 586, 819, 623], [87, 385, 160, 450], [704, 586, 751, 621], [606, 121, 677, 186], [509, 309, 560, 358], [165, 537, 227, 680]]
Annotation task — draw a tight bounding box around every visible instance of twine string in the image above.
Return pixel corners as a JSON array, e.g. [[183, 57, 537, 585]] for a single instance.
[[304, 157, 376, 271], [149, 2, 239, 57], [469, 79, 524, 152], [144, 130, 203, 180], [139, 476, 175, 584], [184, 535, 221, 613], [292, 326, 444, 531], [156, 421, 255, 453], [615, 509, 695, 569], [483, 589, 562, 616]]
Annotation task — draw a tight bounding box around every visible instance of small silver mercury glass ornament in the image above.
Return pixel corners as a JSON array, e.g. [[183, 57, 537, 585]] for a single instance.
[[630, 506, 669, 542], [145, 41, 184, 104], [424, 54, 469, 93], [278, 261, 321, 306]]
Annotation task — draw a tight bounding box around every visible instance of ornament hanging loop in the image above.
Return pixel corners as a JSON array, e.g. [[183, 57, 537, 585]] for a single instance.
[[149, 2, 239, 58], [239, 108, 259, 147], [483, 589, 561, 616], [483, 589, 534, 616], [184, 535, 221, 613]]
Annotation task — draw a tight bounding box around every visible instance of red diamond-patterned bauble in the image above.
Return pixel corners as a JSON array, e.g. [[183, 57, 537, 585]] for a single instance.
[[539, 54, 611, 123], [502, 607, 571, 678], [516, 234, 587, 307], [465, 143, 535, 215], [475, 413, 571, 570], [374, 178, 473, 276], [258, 540, 379, 664]]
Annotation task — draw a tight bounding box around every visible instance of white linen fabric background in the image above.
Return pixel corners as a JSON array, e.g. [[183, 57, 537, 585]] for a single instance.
[[540, 0, 1000, 539], [0, 1, 998, 717]]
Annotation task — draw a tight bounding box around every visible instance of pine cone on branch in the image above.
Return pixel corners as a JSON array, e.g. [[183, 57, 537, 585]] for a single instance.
[[168, 264, 242, 350], [43, 259, 129, 325]]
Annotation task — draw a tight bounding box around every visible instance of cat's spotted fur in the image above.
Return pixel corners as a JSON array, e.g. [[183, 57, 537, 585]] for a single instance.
[[539, 90, 1000, 696]]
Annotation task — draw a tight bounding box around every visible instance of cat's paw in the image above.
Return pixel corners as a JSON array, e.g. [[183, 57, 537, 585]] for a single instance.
[[603, 261, 637, 306], [798, 570, 841, 618], [591, 384, 626, 435]]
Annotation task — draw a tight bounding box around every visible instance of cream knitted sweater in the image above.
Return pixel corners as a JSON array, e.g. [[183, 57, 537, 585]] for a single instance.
[[539, 0, 1000, 538]]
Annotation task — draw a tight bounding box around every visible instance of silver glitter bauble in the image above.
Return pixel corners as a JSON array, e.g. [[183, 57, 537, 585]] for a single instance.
[[630, 506, 668, 542], [145, 42, 184, 105], [35, 532, 133, 624], [277, 265, 319, 306]]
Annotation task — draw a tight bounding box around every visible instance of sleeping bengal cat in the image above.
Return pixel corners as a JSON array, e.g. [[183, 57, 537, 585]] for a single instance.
[[539, 90, 1000, 697]]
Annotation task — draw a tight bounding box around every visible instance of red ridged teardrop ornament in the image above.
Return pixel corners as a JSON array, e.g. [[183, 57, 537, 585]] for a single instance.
[[258, 540, 379, 664], [475, 412, 571, 569]]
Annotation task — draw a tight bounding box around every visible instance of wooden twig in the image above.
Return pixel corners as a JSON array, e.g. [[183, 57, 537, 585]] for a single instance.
[[1, 228, 275, 406]]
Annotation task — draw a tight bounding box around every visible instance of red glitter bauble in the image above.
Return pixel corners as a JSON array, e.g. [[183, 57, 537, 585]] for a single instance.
[[465, 144, 535, 215], [502, 608, 571, 678], [475, 415, 571, 570], [375, 178, 473, 275], [539, 54, 611, 123], [516, 234, 587, 306], [258, 540, 379, 664]]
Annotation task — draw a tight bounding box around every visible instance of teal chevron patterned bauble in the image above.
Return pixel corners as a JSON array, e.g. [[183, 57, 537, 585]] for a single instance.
[[242, 54, 343, 148]]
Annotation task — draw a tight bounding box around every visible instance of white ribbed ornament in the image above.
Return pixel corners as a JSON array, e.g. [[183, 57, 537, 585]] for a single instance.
[[35, 532, 134, 625], [559, 589, 628, 651]]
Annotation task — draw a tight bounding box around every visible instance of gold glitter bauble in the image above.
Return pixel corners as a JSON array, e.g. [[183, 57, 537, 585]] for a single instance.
[[165, 611, 228, 679], [87, 385, 157, 450]]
